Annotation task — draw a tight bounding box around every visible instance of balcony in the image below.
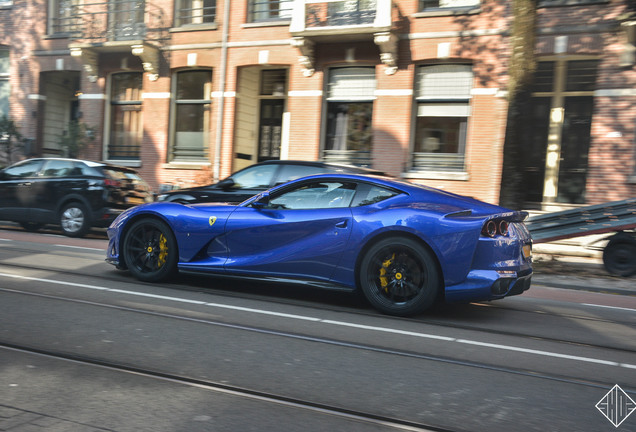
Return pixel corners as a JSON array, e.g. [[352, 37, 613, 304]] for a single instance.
[[290, 0, 393, 37], [64, 0, 169, 81], [290, 0, 398, 76]]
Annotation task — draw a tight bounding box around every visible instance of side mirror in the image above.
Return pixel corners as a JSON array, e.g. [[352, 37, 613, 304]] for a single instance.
[[251, 191, 270, 209], [217, 178, 235, 190]]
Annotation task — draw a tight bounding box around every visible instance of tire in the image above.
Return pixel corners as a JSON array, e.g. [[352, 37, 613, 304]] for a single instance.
[[20, 222, 44, 232], [603, 233, 636, 277], [359, 237, 440, 316], [60, 202, 90, 237], [122, 218, 178, 282]]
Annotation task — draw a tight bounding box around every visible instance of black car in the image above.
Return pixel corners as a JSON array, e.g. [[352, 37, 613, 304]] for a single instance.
[[0, 158, 153, 237], [155, 160, 385, 204]]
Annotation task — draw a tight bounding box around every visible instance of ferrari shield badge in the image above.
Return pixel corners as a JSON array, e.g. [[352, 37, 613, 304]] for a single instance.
[[209, 216, 217, 226]]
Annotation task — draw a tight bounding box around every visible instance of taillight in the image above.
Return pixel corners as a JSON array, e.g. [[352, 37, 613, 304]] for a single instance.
[[482, 220, 497, 237], [499, 220, 509, 236], [104, 179, 121, 187], [481, 219, 509, 237]]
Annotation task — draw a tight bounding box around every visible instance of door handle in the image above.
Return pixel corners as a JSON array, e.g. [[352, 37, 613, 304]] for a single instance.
[[335, 220, 348, 228], [18, 182, 31, 187]]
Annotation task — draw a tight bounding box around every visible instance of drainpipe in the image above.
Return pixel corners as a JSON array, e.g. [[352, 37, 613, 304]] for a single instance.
[[213, 0, 231, 182]]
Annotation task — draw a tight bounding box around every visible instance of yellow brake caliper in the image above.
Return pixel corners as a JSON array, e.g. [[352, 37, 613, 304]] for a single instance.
[[379, 253, 395, 292], [157, 234, 168, 268]]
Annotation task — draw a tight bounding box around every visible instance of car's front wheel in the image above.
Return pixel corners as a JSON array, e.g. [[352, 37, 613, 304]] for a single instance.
[[122, 218, 178, 282], [359, 237, 440, 316], [60, 202, 90, 237]]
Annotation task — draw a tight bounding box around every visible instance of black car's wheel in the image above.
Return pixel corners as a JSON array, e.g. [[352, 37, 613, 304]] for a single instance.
[[20, 222, 44, 232], [122, 218, 178, 282], [603, 233, 636, 277], [359, 237, 440, 316], [60, 202, 90, 237]]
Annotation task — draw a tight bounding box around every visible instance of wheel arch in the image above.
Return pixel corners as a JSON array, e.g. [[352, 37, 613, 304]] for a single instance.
[[354, 230, 446, 299], [56, 194, 92, 219]]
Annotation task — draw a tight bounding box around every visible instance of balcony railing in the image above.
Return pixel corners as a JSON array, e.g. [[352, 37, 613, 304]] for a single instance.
[[322, 149, 372, 167], [54, 0, 169, 44], [412, 152, 465, 172], [290, 0, 393, 35]]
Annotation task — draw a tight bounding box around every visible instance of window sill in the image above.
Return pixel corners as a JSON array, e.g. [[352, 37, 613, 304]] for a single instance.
[[538, 0, 609, 7], [163, 161, 211, 170], [242, 20, 291, 29], [403, 170, 469, 181], [413, 7, 481, 18], [170, 23, 218, 33], [628, 175, 636, 185]]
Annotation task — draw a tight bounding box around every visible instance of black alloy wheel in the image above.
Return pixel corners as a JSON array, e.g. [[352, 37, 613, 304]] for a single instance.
[[359, 237, 439, 316], [122, 218, 178, 282]]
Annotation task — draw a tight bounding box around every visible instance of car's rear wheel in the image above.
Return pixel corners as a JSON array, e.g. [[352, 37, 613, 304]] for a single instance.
[[60, 202, 90, 237], [122, 218, 178, 282], [359, 237, 439, 316]]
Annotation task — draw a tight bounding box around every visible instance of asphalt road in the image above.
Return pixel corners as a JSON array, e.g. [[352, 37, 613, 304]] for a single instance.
[[0, 224, 635, 432]]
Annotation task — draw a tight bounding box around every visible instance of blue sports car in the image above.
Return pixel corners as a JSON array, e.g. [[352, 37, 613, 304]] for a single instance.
[[106, 174, 532, 316]]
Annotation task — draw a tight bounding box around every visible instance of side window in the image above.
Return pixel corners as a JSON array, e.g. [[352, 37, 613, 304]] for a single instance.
[[41, 160, 76, 177], [231, 164, 278, 188], [275, 164, 328, 185], [352, 184, 399, 207], [266, 181, 356, 210], [3, 160, 43, 178]]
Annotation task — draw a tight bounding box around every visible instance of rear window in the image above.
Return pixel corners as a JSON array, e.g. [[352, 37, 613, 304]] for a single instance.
[[40, 160, 79, 177], [352, 184, 400, 207]]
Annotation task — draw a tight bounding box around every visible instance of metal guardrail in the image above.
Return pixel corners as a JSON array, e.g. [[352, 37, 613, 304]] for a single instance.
[[526, 198, 636, 243]]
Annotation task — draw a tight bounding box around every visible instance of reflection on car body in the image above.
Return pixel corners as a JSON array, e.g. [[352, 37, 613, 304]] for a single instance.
[[107, 173, 533, 316]]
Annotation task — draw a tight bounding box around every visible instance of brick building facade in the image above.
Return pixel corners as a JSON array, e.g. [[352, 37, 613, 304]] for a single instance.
[[1, 0, 634, 208]]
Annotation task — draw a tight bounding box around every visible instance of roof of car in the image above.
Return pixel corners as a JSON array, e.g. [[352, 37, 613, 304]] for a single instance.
[[18, 157, 137, 171], [256, 159, 385, 175]]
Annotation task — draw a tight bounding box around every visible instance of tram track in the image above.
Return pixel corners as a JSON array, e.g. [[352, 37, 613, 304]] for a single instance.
[[1, 284, 634, 395], [1, 257, 635, 356], [0, 341, 452, 432]]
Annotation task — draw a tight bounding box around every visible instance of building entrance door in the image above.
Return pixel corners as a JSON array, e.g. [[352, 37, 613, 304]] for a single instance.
[[257, 99, 284, 162]]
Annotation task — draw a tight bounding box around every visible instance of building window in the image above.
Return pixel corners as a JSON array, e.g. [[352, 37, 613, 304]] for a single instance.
[[108, 72, 143, 160], [419, 0, 479, 11], [248, 0, 293, 23], [175, 0, 216, 26], [412, 64, 472, 172], [323, 67, 375, 167], [170, 69, 212, 162], [49, 0, 80, 35], [0, 49, 8, 117], [523, 59, 599, 205]]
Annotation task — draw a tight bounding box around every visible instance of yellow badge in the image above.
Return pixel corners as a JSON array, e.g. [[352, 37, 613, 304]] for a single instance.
[[209, 216, 217, 226]]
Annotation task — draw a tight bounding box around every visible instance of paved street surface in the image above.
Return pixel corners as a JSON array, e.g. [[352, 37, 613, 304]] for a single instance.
[[0, 223, 635, 431]]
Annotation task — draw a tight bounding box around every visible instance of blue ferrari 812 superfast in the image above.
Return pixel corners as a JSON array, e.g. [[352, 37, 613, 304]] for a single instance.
[[106, 174, 532, 316]]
